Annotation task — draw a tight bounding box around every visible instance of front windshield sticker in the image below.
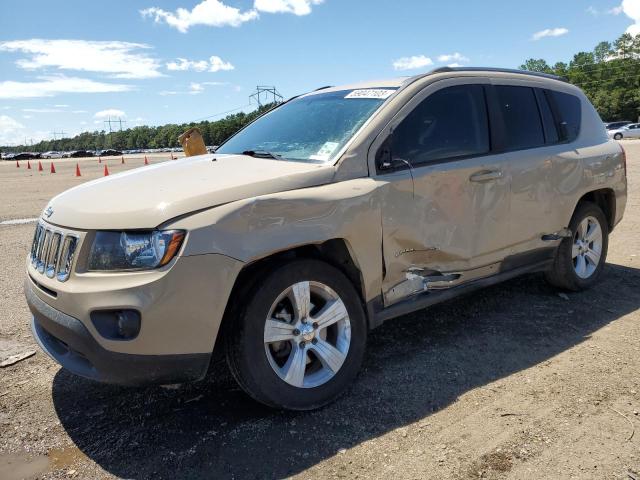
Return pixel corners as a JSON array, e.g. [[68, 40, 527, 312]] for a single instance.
[[345, 89, 395, 100], [309, 141, 340, 161]]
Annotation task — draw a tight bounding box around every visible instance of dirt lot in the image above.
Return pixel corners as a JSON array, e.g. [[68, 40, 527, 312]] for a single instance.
[[0, 146, 639, 479]]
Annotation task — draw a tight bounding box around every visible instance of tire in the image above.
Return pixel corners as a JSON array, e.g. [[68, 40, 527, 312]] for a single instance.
[[614, 133, 623, 140], [545, 201, 609, 291], [225, 259, 367, 410]]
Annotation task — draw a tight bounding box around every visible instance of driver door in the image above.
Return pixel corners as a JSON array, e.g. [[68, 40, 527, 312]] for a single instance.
[[372, 79, 512, 306]]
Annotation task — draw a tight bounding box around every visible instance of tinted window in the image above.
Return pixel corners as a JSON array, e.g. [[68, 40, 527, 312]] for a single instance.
[[391, 84, 489, 165], [535, 89, 559, 144], [547, 90, 581, 142], [496, 86, 545, 150]]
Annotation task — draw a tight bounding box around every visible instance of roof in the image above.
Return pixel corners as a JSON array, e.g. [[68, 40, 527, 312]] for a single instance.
[[303, 67, 569, 97]]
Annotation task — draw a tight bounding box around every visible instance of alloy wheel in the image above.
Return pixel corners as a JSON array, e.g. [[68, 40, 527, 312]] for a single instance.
[[263, 281, 351, 388]]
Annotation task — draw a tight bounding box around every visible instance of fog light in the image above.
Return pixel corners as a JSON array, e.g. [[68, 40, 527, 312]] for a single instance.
[[117, 311, 141, 339], [91, 309, 141, 340]]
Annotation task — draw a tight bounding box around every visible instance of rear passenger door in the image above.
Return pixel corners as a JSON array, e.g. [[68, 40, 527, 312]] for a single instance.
[[496, 81, 583, 258]]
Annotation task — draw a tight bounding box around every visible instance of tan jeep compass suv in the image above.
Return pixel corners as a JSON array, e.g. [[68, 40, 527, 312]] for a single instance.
[[25, 67, 627, 410]]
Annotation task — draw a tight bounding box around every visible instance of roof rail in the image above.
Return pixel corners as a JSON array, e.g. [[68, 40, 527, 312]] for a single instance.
[[428, 66, 568, 83]]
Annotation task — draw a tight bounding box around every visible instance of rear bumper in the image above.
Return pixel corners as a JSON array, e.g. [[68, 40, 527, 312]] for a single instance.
[[26, 279, 210, 385]]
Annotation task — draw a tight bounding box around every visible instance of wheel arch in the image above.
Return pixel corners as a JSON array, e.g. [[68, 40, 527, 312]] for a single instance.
[[575, 188, 616, 232], [213, 239, 369, 359]]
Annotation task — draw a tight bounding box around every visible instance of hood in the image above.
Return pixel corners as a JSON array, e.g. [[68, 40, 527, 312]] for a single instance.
[[45, 154, 335, 229]]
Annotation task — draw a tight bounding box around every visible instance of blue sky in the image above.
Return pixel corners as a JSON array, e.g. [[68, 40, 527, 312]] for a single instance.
[[0, 0, 639, 146]]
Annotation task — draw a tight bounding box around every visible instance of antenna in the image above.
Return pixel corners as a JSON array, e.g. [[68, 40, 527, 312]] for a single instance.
[[249, 86, 283, 107]]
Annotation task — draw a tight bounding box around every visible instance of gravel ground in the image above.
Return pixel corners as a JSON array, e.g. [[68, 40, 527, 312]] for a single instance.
[[0, 147, 639, 480]]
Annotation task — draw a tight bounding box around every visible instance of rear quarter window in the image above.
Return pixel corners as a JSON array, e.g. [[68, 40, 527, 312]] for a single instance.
[[546, 90, 582, 143]]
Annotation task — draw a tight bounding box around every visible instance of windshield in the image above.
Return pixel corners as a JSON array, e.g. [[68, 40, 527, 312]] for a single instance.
[[216, 88, 397, 162]]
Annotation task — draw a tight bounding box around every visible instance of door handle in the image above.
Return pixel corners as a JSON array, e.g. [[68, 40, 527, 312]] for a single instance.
[[469, 170, 503, 182]]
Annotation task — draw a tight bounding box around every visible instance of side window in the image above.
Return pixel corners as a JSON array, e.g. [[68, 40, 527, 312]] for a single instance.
[[535, 89, 559, 144], [495, 85, 545, 150], [391, 84, 490, 165], [546, 90, 582, 142]]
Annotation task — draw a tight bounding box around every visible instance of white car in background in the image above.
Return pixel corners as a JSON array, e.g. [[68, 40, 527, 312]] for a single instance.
[[42, 151, 63, 159], [609, 123, 640, 140]]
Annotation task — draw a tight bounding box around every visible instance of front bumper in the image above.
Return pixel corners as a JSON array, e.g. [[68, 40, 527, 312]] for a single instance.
[[25, 247, 244, 385], [27, 279, 210, 385]]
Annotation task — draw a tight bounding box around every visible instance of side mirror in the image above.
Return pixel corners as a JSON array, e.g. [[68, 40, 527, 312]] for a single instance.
[[376, 135, 393, 170]]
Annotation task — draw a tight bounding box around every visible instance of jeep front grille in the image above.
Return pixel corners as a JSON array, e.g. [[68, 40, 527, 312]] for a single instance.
[[30, 223, 79, 282]]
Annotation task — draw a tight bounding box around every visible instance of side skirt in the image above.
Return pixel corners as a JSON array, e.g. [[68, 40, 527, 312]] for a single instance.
[[372, 259, 553, 326]]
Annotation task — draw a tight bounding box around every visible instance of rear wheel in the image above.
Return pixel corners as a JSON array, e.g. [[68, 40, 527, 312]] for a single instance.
[[545, 201, 608, 291], [226, 259, 367, 410], [614, 133, 623, 140]]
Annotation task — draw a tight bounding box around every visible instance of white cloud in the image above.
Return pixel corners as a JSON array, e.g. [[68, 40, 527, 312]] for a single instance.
[[0, 76, 131, 99], [22, 114, 32, 119], [392, 55, 433, 71], [532, 27, 569, 40], [189, 83, 205, 94], [587, 5, 623, 15], [447, 63, 463, 68], [141, 0, 324, 32], [0, 115, 27, 145], [94, 109, 126, 119], [254, 0, 323, 15], [209, 56, 234, 72], [53, 104, 68, 107], [621, 0, 640, 34], [141, 0, 258, 33], [22, 108, 63, 113], [0, 39, 162, 79], [160, 81, 227, 96], [437, 52, 469, 63], [166, 55, 234, 72]]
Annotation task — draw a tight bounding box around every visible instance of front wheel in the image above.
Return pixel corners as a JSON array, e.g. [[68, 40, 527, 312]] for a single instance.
[[226, 259, 367, 410], [545, 201, 609, 291]]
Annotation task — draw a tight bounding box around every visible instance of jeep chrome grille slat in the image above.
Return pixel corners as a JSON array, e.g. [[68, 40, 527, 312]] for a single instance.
[[30, 223, 79, 282]]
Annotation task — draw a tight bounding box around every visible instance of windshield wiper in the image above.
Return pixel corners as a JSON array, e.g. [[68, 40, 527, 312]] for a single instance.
[[241, 150, 282, 159]]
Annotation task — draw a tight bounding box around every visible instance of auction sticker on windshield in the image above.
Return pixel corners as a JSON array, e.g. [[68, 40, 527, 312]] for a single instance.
[[345, 89, 395, 99], [310, 141, 340, 161]]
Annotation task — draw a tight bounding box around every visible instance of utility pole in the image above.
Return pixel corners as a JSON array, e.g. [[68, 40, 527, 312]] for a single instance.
[[249, 86, 283, 107]]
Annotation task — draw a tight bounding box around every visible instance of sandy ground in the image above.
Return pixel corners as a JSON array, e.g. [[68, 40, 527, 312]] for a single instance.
[[0, 146, 639, 480]]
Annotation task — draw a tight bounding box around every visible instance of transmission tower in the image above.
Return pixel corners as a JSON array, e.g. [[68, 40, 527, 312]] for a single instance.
[[249, 86, 283, 107], [103, 117, 127, 133], [51, 130, 66, 140]]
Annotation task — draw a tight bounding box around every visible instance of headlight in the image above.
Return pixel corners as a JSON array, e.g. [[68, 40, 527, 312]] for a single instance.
[[88, 230, 185, 271]]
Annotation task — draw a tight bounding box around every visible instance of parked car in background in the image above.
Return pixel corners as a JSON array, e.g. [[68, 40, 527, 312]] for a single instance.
[[69, 150, 94, 158], [608, 123, 640, 140], [42, 151, 63, 159], [98, 149, 122, 156], [26, 68, 627, 410], [604, 121, 632, 130], [14, 152, 41, 160]]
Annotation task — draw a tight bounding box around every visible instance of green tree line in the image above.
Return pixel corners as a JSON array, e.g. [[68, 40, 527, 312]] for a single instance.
[[520, 32, 640, 122], [2, 103, 276, 153]]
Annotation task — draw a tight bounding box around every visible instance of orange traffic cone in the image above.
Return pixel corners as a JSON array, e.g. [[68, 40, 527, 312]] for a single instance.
[[50, 162, 56, 174], [121, 155, 125, 164], [98, 156, 102, 164], [144, 155, 149, 165], [75, 163, 81, 177], [16, 160, 20, 168], [38, 161, 43, 172], [103, 165, 109, 176], [27, 160, 31, 170]]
